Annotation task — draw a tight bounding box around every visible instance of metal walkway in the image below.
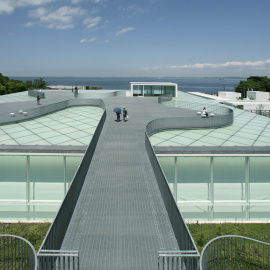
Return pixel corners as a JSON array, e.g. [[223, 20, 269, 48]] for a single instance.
[[59, 96, 194, 269], [0, 92, 199, 269]]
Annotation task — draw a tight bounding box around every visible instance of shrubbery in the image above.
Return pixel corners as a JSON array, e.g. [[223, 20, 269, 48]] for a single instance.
[[0, 73, 48, 96], [235, 76, 270, 98]]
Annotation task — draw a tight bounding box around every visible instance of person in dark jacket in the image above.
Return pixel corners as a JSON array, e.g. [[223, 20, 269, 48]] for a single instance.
[[37, 95, 41, 105], [123, 106, 128, 122]]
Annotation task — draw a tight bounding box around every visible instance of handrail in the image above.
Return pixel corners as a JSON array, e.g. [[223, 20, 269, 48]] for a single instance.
[[246, 109, 270, 118], [158, 94, 173, 103], [200, 235, 270, 270], [37, 250, 79, 270], [145, 132, 199, 250], [0, 234, 37, 270], [38, 108, 106, 252], [28, 89, 45, 98], [158, 94, 232, 116], [158, 251, 200, 270], [148, 97, 234, 137], [147, 96, 234, 269], [145, 131, 200, 270], [0, 98, 105, 125]]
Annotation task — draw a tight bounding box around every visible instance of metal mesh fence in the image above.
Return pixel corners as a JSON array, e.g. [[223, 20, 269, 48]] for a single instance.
[[0, 235, 37, 270]]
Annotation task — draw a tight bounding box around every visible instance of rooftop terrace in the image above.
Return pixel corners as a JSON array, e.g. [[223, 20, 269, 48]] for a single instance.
[[1, 89, 269, 269]]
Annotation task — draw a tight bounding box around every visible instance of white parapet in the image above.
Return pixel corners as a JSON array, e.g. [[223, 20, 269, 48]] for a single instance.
[[247, 91, 270, 101], [218, 91, 241, 100]]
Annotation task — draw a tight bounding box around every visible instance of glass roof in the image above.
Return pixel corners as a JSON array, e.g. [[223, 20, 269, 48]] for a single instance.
[[0, 106, 103, 146], [0, 91, 34, 103], [150, 92, 270, 147], [0, 89, 121, 104], [2, 90, 270, 147]]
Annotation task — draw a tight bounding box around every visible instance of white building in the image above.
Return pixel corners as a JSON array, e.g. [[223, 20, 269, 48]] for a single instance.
[[130, 82, 178, 97], [246, 91, 270, 101], [218, 91, 241, 100]]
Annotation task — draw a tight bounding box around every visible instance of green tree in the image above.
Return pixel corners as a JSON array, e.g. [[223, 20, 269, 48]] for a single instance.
[[235, 76, 270, 98], [6, 80, 27, 93], [33, 77, 47, 89], [25, 80, 34, 89], [0, 84, 6, 95], [0, 73, 9, 86], [0, 73, 49, 96]]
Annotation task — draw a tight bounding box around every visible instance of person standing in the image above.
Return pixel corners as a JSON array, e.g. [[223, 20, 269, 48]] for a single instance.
[[123, 106, 128, 122], [37, 95, 41, 105]]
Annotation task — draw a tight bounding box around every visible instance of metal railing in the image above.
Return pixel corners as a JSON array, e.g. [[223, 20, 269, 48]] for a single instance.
[[37, 107, 106, 269], [159, 95, 232, 116], [37, 250, 79, 270], [145, 132, 200, 269], [245, 109, 270, 118], [28, 89, 45, 99], [146, 114, 233, 137], [39, 109, 106, 251], [147, 96, 236, 269], [200, 235, 270, 270], [155, 96, 234, 136], [158, 251, 200, 270], [0, 234, 37, 270], [0, 98, 105, 125], [158, 94, 173, 103]]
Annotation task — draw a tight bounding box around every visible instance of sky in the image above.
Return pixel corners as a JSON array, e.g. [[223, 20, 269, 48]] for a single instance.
[[0, 0, 270, 78]]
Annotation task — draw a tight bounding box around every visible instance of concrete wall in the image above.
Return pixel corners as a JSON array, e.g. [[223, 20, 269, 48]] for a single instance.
[[247, 91, 270, 101], [218, 91, 241, 100]]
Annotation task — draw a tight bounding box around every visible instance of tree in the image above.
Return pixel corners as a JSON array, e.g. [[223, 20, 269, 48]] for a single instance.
[[235, 76, 270, 98], [6, 80, 27, 93], [25, 80, 34, 89], [0, 73, 49, 96], [0, 84, 5, 95], [33, 77, 47, 89], [0, 73, 9, 86]]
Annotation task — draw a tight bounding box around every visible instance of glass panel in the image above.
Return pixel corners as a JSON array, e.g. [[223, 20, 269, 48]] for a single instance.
[[249, 204, 270, 221], [0, 155, 80, 221], [250, 157, 270, 202], [153, 85, 162, 96], [65, 156, 83, 189], [133, 85, 143, 96], [29, 156, 64, 201], [0, 155, 27, 201], [163, 86, 175, 97], [144, 85, 152, 96], [28, 204, 61, 221], [213, 205, 245, 221], [214, 157, 245, 201], [0, 205, 29, 221], [178, 205, 211, 222], [157, 157, 175, 192], [177, 157, 210, 202]]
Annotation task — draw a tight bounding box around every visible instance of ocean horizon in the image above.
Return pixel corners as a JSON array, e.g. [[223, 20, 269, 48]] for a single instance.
[[11, 76, 244, 94]]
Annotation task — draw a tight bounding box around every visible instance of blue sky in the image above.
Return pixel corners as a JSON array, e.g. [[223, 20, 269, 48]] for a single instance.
[[0, 0, 270, 77]]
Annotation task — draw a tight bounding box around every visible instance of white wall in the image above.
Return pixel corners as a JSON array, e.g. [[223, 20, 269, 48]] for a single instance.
[[218, 91, 241, 100], [247, 91, 270, 101]]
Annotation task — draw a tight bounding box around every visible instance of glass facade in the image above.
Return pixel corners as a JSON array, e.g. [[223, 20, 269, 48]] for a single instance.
[[0, 155, 83, 221], [158, 155, 270, 222], [132, 84, 176, 97], [133, 85, 143, 96]]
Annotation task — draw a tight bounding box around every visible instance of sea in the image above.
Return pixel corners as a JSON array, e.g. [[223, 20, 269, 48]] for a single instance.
[[11, 77, 244, 94]]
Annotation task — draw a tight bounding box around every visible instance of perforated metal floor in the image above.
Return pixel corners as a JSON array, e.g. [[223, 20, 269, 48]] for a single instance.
[[60, 97, 194, 270]]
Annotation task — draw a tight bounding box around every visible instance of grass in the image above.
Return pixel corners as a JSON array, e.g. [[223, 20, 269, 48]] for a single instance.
[[1, 222, 270, 254], [188, 222, 270, 253], [0, 222, 51, 252]]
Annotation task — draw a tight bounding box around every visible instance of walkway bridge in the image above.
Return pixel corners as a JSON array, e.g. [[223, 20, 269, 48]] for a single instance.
[[38, 95, 233, 270], [0, 91, 233, 269]]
